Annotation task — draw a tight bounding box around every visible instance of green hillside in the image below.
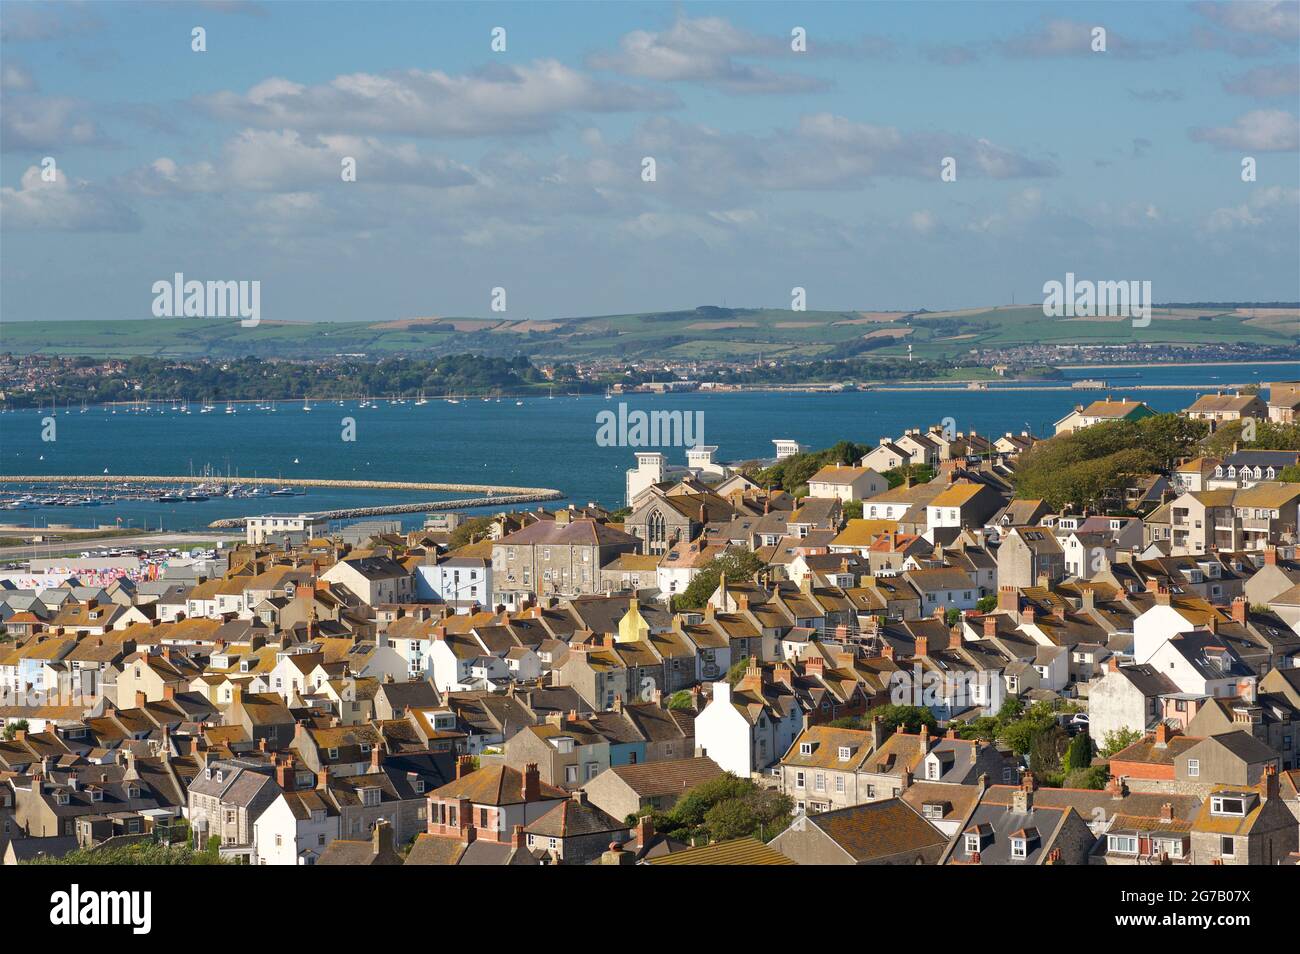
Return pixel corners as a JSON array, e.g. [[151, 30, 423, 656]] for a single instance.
[[1, 304, 1294, 362]]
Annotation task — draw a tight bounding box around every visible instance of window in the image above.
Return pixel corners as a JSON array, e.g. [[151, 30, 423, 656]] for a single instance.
[[837, 746, 851, 761], [814, 772, 825, 791], [834, 775, 845, 794], [1210, 796, 1245, 816], [964, 834, 979, 853], [799, 742, 812, 755], [795, 771, 805, 789], [1010, 838, 1027, 859], [1108, 835, 1137, 854], [1186, 759, 1200, 777], [565, 765, 578, 784], [328, 748, 339, 760], [1220, 836, 1235, 857]]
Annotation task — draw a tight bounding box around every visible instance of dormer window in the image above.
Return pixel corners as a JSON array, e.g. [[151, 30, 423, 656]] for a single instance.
[[204, 768, 212, 780], [328, 747, 339, 760], [89, 788, 103, 802], [1210, 796, 1246, 816], [359, 743, 371, 755], [414, 780, 425, 793], [1011, 837, 1027, 859], [838, 746, 851, 761], [964, 833, 980, 853], [799, 742, 813, 756], [55, 793, 70, 806], [362, 788, 381, 807]]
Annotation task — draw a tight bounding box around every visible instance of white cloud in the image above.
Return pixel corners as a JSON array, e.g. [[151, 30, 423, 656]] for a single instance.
[[998, 19, 1159, 58], [0, 164, 139, 231], [1223, 64, 1300, 98], [1190, 109, 1299, 150], [1, 61, 35, 92], [1205, 185, 1300, 231], [590, 15, 827, 93], [198, 61, 678, 137], [1, 93, 102, 151], [1194, 2, 1300, 40], [123, 130, 477, 195]]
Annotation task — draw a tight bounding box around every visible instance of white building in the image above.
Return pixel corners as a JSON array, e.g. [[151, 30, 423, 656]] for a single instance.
[[414, 557, 491, 610], [253, 788, 339, 866], [773, 439, 806, 461], [245, 514, 329, 545]]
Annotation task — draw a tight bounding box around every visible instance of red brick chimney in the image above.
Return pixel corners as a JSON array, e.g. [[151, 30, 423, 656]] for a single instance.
[[1154, 723, 1170, 748], [914, 637, 929, 658], [1108, 655, 1119, 673], [1160, 802, 1174, 822], [1231, 597, 1248, 625], [997, 586, 1019, 614], [1261, 764, 1279, 801], [636, 813, 654, 848], [1263, 547, 1277, 567], [522, 762, 540, 802], [370, 742, 384, 773], [455, 754, 474, 780], [511, 823, 527, 850], [275, 755, 296, 792], [983, 614, 998, 639], [805, 655, 825, 675], [1019, 606, 1036, 626]]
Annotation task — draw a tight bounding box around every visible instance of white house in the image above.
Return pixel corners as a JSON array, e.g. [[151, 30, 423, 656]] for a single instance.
[[320, 556, 413, 606], [414, 557, 491, 610], [694, 676, 801, 777], [253, 788, 339, 866], [1131, 595, 1201, 664], [806, 466, 887, 503]]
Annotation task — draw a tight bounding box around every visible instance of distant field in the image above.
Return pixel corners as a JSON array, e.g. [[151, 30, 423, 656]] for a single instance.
[[1, 303, 1294, 362]]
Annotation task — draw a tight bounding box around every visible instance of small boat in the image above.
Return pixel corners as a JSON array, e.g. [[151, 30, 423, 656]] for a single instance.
[[270, 487, 296, 497], [158, 493, 185, 503]]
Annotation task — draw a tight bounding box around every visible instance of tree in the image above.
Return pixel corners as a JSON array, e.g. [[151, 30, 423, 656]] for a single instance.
[[3, 719, 29, 740], [449, 515, 494, 549], [862, 703, 937, 735], [666, 689, 694, 711], [1063, 729, 1092, 773], [1100, 727, 1142, 757], [672, 548, 765, 611], [1062, 766, 1107, 790], [944, 607, 963, 626], [1028, 724, 1070, 776], [975, 595, 997, 613], [725, 655, 753, 687], [842, 500, 863, 520]]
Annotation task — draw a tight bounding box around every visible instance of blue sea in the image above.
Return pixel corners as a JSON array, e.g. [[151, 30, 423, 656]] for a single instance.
[[1, 361, 1295, 532]]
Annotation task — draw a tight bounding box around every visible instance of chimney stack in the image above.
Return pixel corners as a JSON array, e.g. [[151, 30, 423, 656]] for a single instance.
[[522, 762, 540, 802], [1231, 597, 1248, 625]]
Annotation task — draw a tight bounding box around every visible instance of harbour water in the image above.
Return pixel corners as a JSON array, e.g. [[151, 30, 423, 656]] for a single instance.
[[1, 361, 1295, 532]]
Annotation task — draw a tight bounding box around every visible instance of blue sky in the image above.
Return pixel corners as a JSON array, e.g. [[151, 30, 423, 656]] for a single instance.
[[2, 0, 1297, 323]]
